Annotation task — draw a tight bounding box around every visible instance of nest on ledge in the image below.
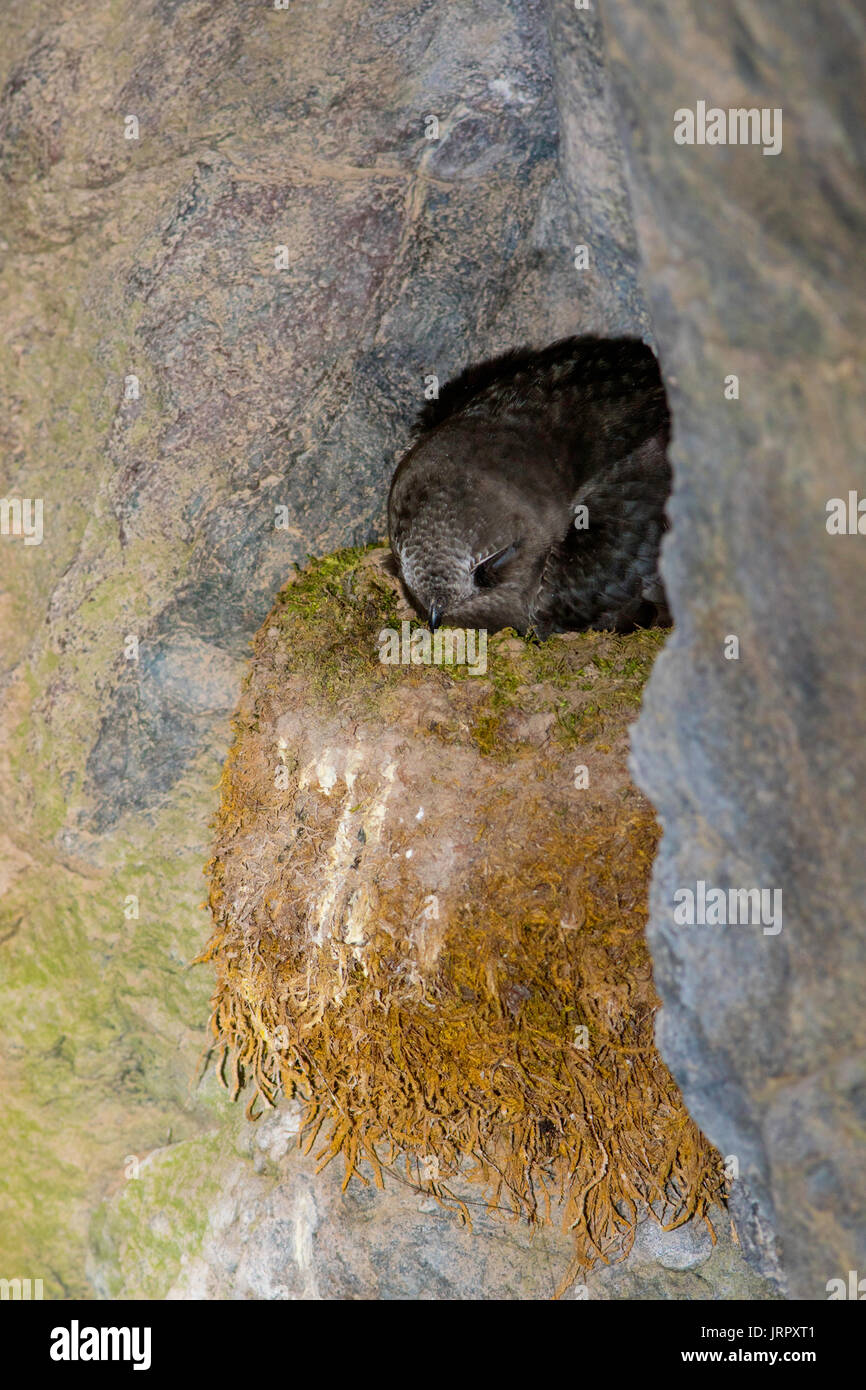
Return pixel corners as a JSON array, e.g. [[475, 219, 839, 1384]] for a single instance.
[[199, 545, 726, 1294]]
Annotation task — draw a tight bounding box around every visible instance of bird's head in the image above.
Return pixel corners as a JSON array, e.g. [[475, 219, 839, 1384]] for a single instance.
[[387, 427, 553, 634], [396, 534, 525, 632]]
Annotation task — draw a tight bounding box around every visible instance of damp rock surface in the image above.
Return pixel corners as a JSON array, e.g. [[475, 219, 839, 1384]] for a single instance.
[[0, 0, 842, 1303], [89, 1105, 777, 1301], [599, 0, 866, 1299], [1, 0, 646, 1297]]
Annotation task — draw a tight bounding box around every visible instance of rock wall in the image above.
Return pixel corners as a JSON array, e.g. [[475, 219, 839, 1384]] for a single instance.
[[2, 0, 857, 1300], [598, 0, 866, 1298], [88, 1104, 771, 1301], [0, 0, 657, 1299]]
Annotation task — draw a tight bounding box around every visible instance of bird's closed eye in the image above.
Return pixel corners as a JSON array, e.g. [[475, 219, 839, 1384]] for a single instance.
[[472, 541, 520, 588]]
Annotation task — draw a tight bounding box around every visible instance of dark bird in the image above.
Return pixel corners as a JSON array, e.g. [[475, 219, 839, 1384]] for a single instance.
[[388, 336, 672, 638]]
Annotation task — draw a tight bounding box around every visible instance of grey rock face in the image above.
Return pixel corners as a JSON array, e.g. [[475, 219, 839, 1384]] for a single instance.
[[2, 0, 676, 1300], [544, 0, 650, 338], [2, 0, 851, 1303], [88, 1106, 777, 1302], [598, 0, 866, 1299], [4, 0, 611, 839]]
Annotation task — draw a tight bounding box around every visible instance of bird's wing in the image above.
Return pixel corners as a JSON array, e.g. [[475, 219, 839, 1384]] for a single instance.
[[530, 432, 672, 637]]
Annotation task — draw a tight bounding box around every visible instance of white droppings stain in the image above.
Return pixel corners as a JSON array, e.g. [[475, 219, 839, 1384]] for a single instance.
[[364, 759, 397, 846], [312, 755, 397, 950], [344, 885, 370, 948], [298, 746, 345, 795], [415, 889, 446, 973], [292, 1187, 320, 1299], [316, 755, 338, 795], [311, 750, 363, 944], [293, 1191, 314, 1269]]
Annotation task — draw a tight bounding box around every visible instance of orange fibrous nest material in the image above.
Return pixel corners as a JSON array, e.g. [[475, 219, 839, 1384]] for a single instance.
[[199, 546, 726, 1291]]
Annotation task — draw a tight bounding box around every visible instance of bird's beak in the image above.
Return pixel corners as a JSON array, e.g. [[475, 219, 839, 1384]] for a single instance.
[[428, 602, 443, 632]]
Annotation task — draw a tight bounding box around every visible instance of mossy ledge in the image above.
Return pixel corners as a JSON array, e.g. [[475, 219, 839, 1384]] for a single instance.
[[199, 546, 726, 1293]]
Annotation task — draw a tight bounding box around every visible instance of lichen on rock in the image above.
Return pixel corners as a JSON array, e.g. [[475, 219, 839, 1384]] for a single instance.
[[200, 546, 726, 1290]]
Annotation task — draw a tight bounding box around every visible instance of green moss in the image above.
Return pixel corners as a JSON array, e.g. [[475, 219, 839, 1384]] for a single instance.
[[89, 1131, 230, 1300], [0, 746, 229, 1298], [271, 544, 402, 702], [265, 547, 667, 762], [469, 709, 505, 756]]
